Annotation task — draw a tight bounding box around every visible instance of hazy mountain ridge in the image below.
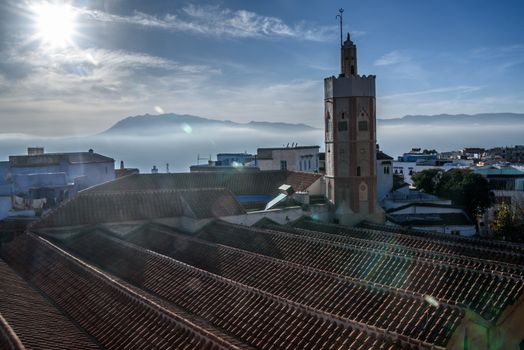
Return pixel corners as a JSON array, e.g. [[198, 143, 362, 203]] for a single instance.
[[101, 112, 524, 136], [101, 113, 317, 135], [377, 113, 524, 125]]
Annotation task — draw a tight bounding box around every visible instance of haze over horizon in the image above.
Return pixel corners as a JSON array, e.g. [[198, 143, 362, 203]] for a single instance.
[[0, 0, 523, 136]]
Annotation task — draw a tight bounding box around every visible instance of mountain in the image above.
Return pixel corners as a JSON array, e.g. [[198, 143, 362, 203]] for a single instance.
[[377, 113, 524, 125], [100, 113, 317, 136]]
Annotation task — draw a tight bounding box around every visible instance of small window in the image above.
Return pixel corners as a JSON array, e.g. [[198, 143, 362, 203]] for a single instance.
[[357, 166, 361, 176], [358, 120, 368, 131], [280, 160, 287, 170], [308, 159, 311, 169], [338, 121, 348, 131], [384, 167, 387, 174]]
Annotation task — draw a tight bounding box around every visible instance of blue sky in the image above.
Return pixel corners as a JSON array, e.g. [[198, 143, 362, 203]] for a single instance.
[[0, 0, 523, 136]]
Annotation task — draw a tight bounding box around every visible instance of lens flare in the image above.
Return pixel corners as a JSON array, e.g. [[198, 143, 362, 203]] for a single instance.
[[31, 2, 77, 48]]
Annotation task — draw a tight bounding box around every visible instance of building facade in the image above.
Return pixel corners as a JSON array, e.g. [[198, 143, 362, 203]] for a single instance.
[[255, 145, 320, 172], [324, 33, 382, 224], [0, 148, 115, 219]]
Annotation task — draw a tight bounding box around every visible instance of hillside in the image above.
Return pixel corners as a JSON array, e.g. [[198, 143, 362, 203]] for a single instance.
[[101, 113, 317, 135]]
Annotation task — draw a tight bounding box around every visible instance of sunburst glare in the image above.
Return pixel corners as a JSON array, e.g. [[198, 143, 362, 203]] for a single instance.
[[30, 2, 77, 48]]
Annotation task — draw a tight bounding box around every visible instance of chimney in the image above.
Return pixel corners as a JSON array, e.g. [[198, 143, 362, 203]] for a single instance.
[[120, 160, 124, 170]]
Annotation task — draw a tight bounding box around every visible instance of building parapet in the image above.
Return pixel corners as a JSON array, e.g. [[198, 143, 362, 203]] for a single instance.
[[324, 74, 376, 98]]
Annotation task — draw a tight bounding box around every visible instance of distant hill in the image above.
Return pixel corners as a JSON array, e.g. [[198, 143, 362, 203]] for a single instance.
[[100, 113, 317, 136], [377, 113, 524, 125]]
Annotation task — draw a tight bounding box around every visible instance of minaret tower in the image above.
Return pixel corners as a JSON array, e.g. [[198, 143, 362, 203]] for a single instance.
[[324, 10, 383, 225]]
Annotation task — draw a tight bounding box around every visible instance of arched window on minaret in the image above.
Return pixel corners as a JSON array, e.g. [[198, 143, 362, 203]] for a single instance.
[[357, 166, 361, 176]]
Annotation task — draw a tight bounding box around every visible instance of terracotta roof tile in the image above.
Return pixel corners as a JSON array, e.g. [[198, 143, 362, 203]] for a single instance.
[[33, 188, 244, 229], [0, 259, 101, 349], [199, 221, 524, 323], [84, 171, 321, 196], [117, 223, 463, 347], [1, 233, 247, 350], [55, 227, 405, 350]]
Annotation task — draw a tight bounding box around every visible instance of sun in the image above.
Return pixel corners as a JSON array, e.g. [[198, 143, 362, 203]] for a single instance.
[[31, 2, 77, 48]]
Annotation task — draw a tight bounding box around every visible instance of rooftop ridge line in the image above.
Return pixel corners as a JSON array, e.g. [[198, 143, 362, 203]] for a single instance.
[[221, 222, 524, 283], [94, 225, 438, 349], [272, 224, 524, 277], [148, 222, 463, 312], [79, 187, 232, 196], [359, 225, 524, 260], [360, 221, 524, 251], [27, 232, 243, 350], [0, 313, 26, 350]]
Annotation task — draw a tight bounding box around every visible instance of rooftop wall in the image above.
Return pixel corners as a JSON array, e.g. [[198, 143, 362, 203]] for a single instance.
[[324, 75, 376, 98]]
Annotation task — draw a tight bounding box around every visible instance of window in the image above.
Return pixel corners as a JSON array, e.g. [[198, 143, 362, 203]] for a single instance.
[[299, 161, 302, 171], [358, 120, 368, 131], [280, 160, 287, 170], [338, 121, 348, 131], [308, 159, 311, 169], [357, 166, 361, 176]]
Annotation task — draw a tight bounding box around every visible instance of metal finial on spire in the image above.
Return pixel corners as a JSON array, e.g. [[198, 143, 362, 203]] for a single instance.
[[336, 8, 344, 48]]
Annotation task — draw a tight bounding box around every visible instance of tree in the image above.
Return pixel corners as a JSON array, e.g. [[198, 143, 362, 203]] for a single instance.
[[491, 200, 524, 242], [411, 168, 441, 193], [412, 168, 492, 217]]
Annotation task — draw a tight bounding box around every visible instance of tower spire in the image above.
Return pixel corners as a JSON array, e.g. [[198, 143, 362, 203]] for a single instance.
[[336, 8, 344, 48]]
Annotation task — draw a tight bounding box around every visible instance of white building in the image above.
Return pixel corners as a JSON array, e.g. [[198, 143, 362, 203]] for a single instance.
[[376, 149, 393, 201], [0, 148, 115, 220], [255, 145, 320, 172], [382, 186, 475, 236]]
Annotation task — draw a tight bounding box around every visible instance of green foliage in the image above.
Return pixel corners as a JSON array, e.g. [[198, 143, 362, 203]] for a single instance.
[[411, 168, 441, 193], [491, 201, 524, 242], [412, 168, 492, 216]]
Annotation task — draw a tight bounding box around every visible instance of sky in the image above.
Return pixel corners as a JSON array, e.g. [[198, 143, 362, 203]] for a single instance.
[[0, 0, 523, 136]]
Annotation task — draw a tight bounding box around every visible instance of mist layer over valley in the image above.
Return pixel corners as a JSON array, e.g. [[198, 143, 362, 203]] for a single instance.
[[1, 113, 523, 173]]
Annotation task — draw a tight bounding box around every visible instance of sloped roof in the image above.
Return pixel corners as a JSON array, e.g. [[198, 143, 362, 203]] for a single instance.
[[84, 171, 321, 196], [33, 188, 245, 229], [377, 150, 393, 160], [2, 190, 524, 348], [1, 233, 240, 349], [0, 259, 100, 349]]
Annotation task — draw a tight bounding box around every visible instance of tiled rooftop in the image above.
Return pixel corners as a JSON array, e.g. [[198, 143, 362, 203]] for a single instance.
[[199, 221, 524, 322], [54, 227, 403, 349], [118, 223, 463, 347], [1, 233, 246, 350], [1, 185, 524, 349], [83, 171, 321, 196], [33, 188, 245, 229]]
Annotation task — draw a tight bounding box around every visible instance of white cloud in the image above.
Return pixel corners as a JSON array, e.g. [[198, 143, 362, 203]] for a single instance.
[[374, 50, 409, 66], [381, 85, 484, 99], [81, 5, 335, 41]]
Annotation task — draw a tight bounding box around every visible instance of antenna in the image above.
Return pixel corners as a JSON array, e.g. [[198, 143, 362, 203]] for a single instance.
[[336, 8, 344, 48]]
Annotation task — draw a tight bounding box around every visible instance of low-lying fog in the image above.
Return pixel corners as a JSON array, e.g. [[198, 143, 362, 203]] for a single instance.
[[1, 123, 523, 173]]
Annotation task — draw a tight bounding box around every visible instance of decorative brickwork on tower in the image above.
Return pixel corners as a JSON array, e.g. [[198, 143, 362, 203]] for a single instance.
[[324, 33, 384, 225]]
